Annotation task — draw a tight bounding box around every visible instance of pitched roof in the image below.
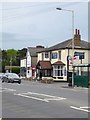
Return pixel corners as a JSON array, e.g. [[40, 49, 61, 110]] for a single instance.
[[52, 61, 65, 65], [28, 47, 46, 57], [37, 61, 52, 69], [45, 39, 90, 51]]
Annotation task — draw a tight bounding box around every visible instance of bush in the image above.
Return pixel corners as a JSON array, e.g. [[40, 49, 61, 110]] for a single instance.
[[12, 67, 20, 74]]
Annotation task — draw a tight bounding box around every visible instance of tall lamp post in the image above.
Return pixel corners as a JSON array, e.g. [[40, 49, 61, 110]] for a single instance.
[[56, 8, 74, 87]]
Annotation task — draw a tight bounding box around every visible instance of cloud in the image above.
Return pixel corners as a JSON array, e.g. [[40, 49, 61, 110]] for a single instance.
[[1, 32, 47, 50], [1, 2, 88, 50], [1, 0, 89, 2]]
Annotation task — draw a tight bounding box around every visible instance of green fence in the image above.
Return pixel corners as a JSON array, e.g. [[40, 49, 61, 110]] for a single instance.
[[74, 76, 89, 88]]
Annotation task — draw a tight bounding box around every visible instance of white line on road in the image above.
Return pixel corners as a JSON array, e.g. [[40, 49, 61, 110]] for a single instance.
[[0, 87, 16, 92], [44, 98, 65, 101], [70, 106, 90, 113], [80, 106, 90, 109], [14, 91, 66, 103], [3, 88, 16, 91], [27, 92, 66, 100], [14, 93, 49, 102]]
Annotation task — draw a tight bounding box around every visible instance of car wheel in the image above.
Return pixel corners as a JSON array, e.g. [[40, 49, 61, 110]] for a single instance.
[[11, 81, 14, 83], [7, 79, 10, 83], [18, 81, 21, 84]]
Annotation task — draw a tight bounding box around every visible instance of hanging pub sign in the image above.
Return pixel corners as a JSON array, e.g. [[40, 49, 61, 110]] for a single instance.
[[74, 52, 85, 59], [26, 49, 31, 67]]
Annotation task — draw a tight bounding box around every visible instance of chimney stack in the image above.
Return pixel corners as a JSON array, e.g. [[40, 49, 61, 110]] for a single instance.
[[74, 29, 81, 46]]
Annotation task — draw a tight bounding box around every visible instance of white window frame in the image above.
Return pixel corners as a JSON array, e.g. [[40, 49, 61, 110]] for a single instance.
[[53, 65, 64, 77]]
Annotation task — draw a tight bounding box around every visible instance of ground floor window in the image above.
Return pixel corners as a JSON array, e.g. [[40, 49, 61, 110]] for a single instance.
[[53, 65, 64, 77], [44, 69, 51, 77], [36, 69, 51, 79]]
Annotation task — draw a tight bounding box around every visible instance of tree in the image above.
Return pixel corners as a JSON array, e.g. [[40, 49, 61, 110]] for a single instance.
[[7, 49, 17, 66], [2, 50, 8, 72], [16, 48, 27, 66], [1, 48, 27, 72]]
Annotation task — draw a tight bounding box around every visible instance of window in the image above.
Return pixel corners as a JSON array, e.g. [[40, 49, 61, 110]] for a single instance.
[[44, 70, 51, 77], [45, 52, 49, 58], [52, 53, 57, 59], [45, 70, 47, 76], [53, 65, 64, 77]]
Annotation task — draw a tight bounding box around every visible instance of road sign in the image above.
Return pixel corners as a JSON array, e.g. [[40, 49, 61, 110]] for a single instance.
[[74, 52, 84, 59]]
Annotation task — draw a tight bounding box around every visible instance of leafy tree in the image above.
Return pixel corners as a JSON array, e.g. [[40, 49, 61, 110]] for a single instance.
[[17, 48, 27, 58], [2, 50, 9, 72], [1, 48, 27, 72], [7, 49, 17, 66], [16, 48, 27, 66]]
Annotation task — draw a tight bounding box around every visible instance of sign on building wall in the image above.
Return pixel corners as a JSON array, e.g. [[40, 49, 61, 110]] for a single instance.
[[26, 49, 31, 67], [74, 52, 85, 59], [26, 49, 32, 78]]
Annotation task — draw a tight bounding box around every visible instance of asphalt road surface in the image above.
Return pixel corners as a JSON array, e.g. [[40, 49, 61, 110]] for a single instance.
[[0, 79, 89, 118]]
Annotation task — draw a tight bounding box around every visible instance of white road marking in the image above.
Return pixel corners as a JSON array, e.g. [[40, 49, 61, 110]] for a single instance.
[[70, 106, 90, 113], [0, 87, 16, 92], [14, 93, 49, 102], [14, 91, 66, 103], [80, 106, 90, 109], [45, 98, 66, 101], [3, 88, 16, 91], [27, 92, 66, 100]]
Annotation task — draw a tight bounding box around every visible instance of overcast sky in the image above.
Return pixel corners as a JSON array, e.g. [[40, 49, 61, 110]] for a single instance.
[[0, 0, 89, 50]]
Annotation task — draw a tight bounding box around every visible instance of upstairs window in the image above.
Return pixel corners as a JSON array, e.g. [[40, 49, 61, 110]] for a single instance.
[[52, 52, 57, 59], [45, 52, 49, 58]]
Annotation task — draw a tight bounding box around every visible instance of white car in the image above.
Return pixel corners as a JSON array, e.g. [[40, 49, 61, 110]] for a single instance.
[[0, 73, 5, 82], [3, 73, 21, 84]]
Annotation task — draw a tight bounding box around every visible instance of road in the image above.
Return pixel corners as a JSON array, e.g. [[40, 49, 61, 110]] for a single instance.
[[0, 80, 89, 118]]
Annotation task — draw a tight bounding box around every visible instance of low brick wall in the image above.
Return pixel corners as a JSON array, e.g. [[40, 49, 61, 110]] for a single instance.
[[41, 78, 53, 84]]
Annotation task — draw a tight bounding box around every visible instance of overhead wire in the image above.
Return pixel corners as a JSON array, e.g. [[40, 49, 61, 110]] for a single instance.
[[0, 2, 82, 23], [1, 2, 65, 10]]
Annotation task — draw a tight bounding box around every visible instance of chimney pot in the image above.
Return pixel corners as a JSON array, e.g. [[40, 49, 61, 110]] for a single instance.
[[78, 29, 80, 35], [75, 29, 77, 34]]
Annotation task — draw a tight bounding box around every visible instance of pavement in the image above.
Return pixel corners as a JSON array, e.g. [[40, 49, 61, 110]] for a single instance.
[[40, 80, 88, 87], [26, 79, 89, 90]]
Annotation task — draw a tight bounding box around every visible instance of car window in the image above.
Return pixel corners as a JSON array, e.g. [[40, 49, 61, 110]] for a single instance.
[[9, 74, 19, 78], [5, 73, 19, 78]]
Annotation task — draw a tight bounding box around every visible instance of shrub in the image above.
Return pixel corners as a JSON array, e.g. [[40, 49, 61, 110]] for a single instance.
[[12, 67, 20, 74]]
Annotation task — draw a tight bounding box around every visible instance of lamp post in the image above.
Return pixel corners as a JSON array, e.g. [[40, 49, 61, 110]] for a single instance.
[[56, 8, 74, 87]]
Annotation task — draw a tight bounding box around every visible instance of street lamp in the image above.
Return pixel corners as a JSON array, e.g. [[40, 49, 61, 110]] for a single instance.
[[56, 8, 74, 87]]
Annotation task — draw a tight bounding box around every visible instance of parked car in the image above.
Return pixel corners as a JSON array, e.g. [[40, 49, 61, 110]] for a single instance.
[[3, 73, 21, 84], [0, 73, 5, 82]]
